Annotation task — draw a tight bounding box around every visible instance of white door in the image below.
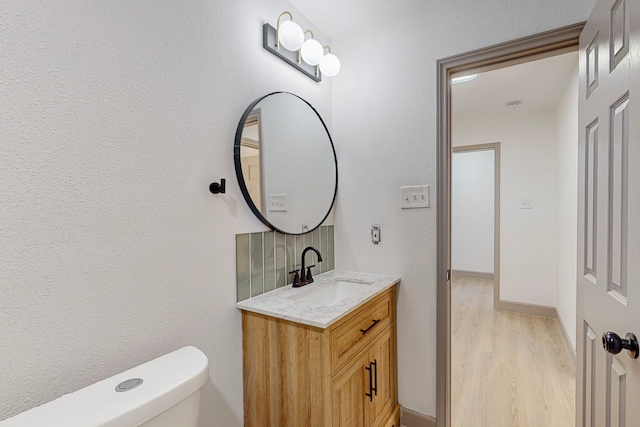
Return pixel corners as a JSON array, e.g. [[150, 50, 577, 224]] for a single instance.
[[577, 0, 640, 425], [241, 154, 262, 210]]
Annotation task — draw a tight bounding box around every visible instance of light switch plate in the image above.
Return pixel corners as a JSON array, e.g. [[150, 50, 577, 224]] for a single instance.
[[400, 185, 430, 209], [269, 194, 287, 212], [520, 198, 533, 209]]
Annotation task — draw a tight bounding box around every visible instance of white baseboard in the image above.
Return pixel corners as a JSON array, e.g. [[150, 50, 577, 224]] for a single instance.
[[555, 310, 576, 369], [498, 300, 576, 370], [451, 269, 494, 280], [498, 300, 557, 318]]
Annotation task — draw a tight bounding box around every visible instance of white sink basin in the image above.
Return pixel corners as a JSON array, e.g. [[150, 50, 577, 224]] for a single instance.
[[286, 280, 374, 306]]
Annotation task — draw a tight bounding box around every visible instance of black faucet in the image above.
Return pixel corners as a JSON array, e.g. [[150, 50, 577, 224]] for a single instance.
[[289, 246, 323, 287]]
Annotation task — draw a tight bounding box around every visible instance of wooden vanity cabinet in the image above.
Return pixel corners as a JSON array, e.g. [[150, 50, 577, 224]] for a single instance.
[[241, 286, 399, 427]]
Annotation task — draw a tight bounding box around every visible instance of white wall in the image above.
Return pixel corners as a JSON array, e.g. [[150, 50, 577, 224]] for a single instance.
[[331, 0, 594, 417], [0, 1, 332, 424], [452, 150, 495, 274], [453, 109, 560, 307], [555, 64, 579, 352]]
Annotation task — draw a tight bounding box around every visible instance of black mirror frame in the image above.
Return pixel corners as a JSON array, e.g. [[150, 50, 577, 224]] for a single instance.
[[234, 91, 338, 235]]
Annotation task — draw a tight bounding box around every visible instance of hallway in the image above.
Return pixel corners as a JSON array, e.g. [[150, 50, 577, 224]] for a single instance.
[[451, 277, 575, 427]]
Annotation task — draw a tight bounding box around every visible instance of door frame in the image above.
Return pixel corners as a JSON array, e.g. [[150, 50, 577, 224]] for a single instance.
[[451, 143, 501, 309], [435, 23, 584, 427]]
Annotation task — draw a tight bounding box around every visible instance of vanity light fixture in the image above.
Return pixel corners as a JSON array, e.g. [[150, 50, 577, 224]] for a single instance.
[[451, 73, 479, 85], [300, 30, 324, 66], [263, 12, 340, 82], [319, 45, 341, 77], [276, 12, 304, 51]]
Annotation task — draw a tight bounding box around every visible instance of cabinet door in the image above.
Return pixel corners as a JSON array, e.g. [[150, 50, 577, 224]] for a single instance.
[[332, 353, 367, 427], [368, 327, 396, 427]]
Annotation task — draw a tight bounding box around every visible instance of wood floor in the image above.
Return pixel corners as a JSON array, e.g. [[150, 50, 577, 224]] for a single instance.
[[451, 277, 575, 427]]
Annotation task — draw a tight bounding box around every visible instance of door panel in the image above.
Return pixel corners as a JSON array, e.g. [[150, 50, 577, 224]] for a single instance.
[[607, 355, 627, 426], [610, 0, 629, 70], [585, 120, 599, 279], [587, 34, 600, 97], [582, 323, 597, 427], [578, 0, 638, 426], [608, 94, 629, 299], [369, 327, 395, 427], [332, 353, 367, 427]]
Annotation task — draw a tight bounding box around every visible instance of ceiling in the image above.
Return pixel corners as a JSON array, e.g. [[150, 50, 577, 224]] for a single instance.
[[452, 51, 578, 122], [285, 1, 577, 122], [287, 0, 425, 39]]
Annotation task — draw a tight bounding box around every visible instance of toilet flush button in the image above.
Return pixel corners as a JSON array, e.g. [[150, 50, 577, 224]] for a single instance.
[[115, 378, 143, 392]]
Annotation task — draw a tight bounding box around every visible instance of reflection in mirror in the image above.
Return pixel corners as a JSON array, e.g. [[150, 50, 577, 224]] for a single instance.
[[240, 111, 263, 211], [235, 92, 337, 235]]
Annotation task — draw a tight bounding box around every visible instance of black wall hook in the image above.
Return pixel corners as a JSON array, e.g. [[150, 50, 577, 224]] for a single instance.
[[209, 179, 226, 194]]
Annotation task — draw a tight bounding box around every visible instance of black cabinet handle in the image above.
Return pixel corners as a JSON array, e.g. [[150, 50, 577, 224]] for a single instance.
[[365, 362, 374, 402], [365, 359, 378, 402], [360, 319, 380, 335], [372, 359, 378, 396]]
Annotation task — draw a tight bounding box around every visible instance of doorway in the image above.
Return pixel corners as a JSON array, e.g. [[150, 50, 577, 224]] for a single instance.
[[436, 23, 584, 427], [451, 144, 500, 308]]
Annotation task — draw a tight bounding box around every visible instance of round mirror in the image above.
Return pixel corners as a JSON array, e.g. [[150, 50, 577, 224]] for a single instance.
[[234, 92, 338, 235]]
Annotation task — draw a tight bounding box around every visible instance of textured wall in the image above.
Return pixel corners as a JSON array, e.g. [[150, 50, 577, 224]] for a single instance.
[[331, 0, 594, 417], [555, 64, 579, 352], [0, 0, 331, 424]]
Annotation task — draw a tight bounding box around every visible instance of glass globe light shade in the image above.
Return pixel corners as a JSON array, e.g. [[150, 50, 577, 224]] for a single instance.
[[301, 38, 324, 65], [278, 20, 304, 51], [319, 53, 341, 77]]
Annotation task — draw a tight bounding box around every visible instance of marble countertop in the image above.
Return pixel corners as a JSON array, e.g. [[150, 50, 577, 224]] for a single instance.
[[236, 270, 400, 329]]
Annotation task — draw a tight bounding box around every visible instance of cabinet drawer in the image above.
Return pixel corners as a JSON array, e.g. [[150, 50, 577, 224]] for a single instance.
[[331, 290, 393, 374]]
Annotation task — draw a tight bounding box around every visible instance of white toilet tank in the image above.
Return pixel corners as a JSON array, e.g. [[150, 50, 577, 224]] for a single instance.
[[1, 346, 209, 427]]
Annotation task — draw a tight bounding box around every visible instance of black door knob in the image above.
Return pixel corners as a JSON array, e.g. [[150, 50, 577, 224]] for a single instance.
[[602, 332, 639, 359]]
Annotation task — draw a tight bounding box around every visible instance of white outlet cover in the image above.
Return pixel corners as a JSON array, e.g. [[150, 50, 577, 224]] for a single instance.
[[371, 225, 381, 244], [400, 185, 430, 209]]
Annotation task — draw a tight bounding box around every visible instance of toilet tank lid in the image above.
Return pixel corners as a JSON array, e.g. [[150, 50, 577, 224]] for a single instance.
[[0, 346, 209, 427]]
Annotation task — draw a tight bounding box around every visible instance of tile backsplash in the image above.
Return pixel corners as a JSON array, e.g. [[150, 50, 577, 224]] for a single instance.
[[236, 226, 334, 302]]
